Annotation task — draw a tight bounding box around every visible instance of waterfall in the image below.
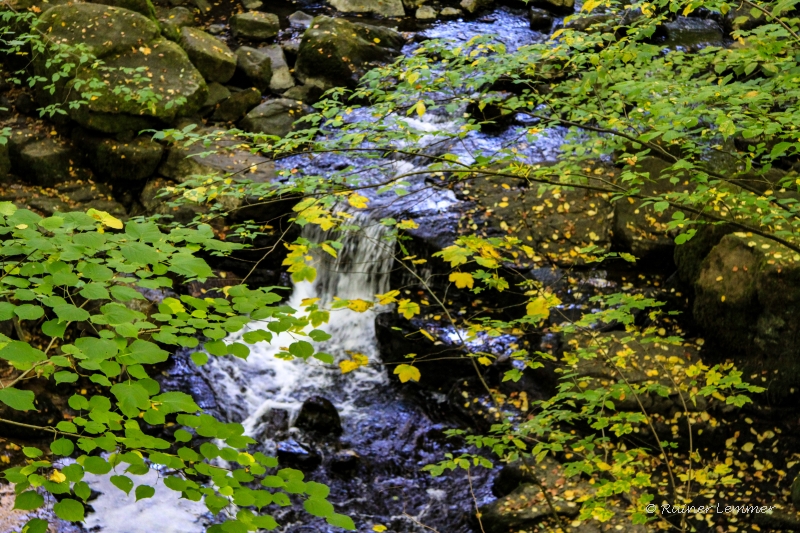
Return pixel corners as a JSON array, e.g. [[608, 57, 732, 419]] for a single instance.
[[203, 215, 396, 439]]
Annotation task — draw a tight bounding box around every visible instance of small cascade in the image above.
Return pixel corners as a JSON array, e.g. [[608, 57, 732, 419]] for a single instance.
[[203, 216, 396, 441]]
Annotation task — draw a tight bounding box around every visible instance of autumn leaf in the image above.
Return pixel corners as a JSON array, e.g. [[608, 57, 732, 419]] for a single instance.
[[348, 193, 369, 209], [449, 272, 474, 289], [526, 297, 551, 318], [346, 299, 373, 313], [375, 290, 400, 305], [398, 299, 420, 319], [394, 364, 421, 383], [415, 100, 426, 117], [86, 208, 123, 230]]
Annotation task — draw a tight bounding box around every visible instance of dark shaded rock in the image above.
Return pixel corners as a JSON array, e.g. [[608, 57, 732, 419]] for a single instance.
[[92, 0, 158, 18], [283, 84, 324, 105], [531, 0, 573, 15], [73, 130, 164, 182], [239, 98, 312, 137], [565, 12, 616, 32], [663, 17, 723, 48], [15, 138, 84, 187], [793, 474, 800, 510], [328, 0, 404, 17], [230, 11, 280, 41], [235, 46, 273, 92], [295, 16, 405, 89], [141, 177, 207, 222], [179, 27, 236, 83], [528, 7, 553, 31], [288, 10, 313, 29], [0, 143, 9, 181], [202, 81, 232, 110], [0, 392, 62, 440], [460, 0, 491, 15], [212, 87, 262, 122], [329, 450, 360, 476], [276, 438, 322, 470], [161, 6, 195, 41], [674, 223, 735, 286], [260, 44, 294, 91], [294, 395, 342, 437]]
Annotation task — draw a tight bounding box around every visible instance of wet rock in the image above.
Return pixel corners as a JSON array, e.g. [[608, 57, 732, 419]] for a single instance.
[[230, 11, 280, 41], [69, 38, 207, 133], [239, 98, 312, 137], [73, 130, 164, 183], [692, 233, 800, 387], [528, 7, 553, 31], [203, 81, 232, 110], [253, 408, 290, 438], [179, 27, 236, 83], [663, 17, 723, 49], [260, 44, 294, 91], [283, 83, 324, 105], [212, 87, 262, 122], [276, 438, 322, 470], [439, 7, 462, 18], [15, 137, 84, 187], [158, 127, 276, 183], [92, 0, 159, 17], [531, 0, 573, 15], [294, 396, 342, 437], [161, 6, 195, 40], [295, 16, 405, 89], [328, 0, 405, 17], [565, 12, 616, 32], [242, 0, 262, 9], [235, 46, 273, 92], [0, 143, 9, 181], [612, 156, 678, 259], [288, 10, 314, 29], [674, 223, 736, 286], [415, 5, 436, 20], [207, 23, 226, 35], [281, 38, 301, 64], [330, 450, 360, 476], [460, 0, 492, 15]]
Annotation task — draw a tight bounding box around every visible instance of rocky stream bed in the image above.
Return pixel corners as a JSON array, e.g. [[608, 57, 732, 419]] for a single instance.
[[3, 0, 800, 531]]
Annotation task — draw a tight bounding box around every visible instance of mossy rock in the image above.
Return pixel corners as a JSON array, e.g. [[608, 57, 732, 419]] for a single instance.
[[235, 46, 273, 92], [295, 16, 405, 89], [239, 98, 311, 138], [68, 38, 207, 132], [178, 26, 236, 83], [328, 0, 405, 17], [0, 143, 9, 181], [230, 12, 280, 41], [73, 129, 164, 182], [93, 0, 159, 20]]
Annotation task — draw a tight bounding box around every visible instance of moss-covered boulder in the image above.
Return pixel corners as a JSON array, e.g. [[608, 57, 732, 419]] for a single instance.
[[13, 137, 87, 187], [328, 0, 405, 17], [161, 7, 195, 41], [295, 16, 405, 89], [92, 0, 159, 19], [73, 129, 164, 182], [68, 38, 207, 133], [212, 88, 262, 122], [0, 143, 9, 181], [178, 27, 236, 83], [239, 98, 311, 137], [230, 12, 280, 41], [235, 46, 273, 92], [33, 4, 206, 133]]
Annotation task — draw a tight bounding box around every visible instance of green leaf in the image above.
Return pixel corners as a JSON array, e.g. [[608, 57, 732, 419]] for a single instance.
[[14, 491, 44, 511], [0, 302, 15, 320], [110, 382, 151, 417], [50, 439, 75, 456], [0, 341, 46, 367], [152, 391, 200, 414], [21, 518, 48, 533], [55, 371, 79, 385], [53, 499, 85, 522], [191, 352, 209, 366], [110, 285, 145, 302], [126, 340, 168, 364], [14, 305, 44, 321], [53, 304, 90, 323], [82, 456, 112, 475], [326, 513, 356, 530], [135, 485, 156, 501], [304, 497, 334, 517], [0, 387, 35, 410], [42, 319, 67, 338], [110, 475, 134, 495], [23, 446, 42, 458], [73, 481, 91, 501], [79, 283, 110, 300], [304, 481, 330, 499]]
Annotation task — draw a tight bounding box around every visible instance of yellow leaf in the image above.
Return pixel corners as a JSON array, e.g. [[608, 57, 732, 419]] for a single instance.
[[449, 272, 474, 289], [398, 299, 420, 319], [86, 208, 123, 230], [415, 100, 426, 117], [373, 37, 381, 43], [346, 299, 373, 313], [477, 356, 492, 366], [320, 243, 338, 258], [742, 442, 754, 452], [682, 3, 694, 16], [353, 353, 368, 366], [339, 360, 360, 374], [394, 364, 421, 383], [301, 297, 320, 307], [373, 526, 388, 532], [397, 219, 419, 230], [526, 296, 551, 319], [582, 0, 602, 12], [420, 329, 435, 341], [50, 470, 66, 483], [348, 193, 369, 209], [375, 289, 400, 305]]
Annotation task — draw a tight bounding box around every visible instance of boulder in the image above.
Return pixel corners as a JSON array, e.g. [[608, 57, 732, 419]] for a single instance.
[[202, 81, 232, 110], [276, 438, 322, 470], [141, 177, 207, 222], [239, 98, 312, 137], [0, 143, 9, 181], [663, 17, 723, 49], [564, 12, 616, 33], [68, 38, 207, 133], [439, 7, 462, 18], [260, 44, 294, 91], [212, 87, 262, 122], [92, 0, 158, 18], [73, 130, 164, 182], [158, 127, 276, 183], [282, 84, 324, 105], [230, 11, 280, 41], [161, 6, 195, 41], [14, 138, 85, 187], [235, 46, 273, 92], [242, 0, 262, 9], [179, 27, 236, 83], [612, 157, 679, 259], [328, 0, 405, 17], [295, 16, 405, 89], [531, 0, 573, 15], [415, 5, 436, 19], [288, 10, 314, 29], [294, 396, 342, 437], [460, 0, 491, 14], [528, 7, 553, 31], [692, 233, 800, 375]]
